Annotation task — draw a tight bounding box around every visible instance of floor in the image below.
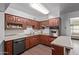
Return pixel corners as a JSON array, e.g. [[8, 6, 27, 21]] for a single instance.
[[69, 39, 79, 55], [22, 44, 52, 55], [21, 39, 79, 55]]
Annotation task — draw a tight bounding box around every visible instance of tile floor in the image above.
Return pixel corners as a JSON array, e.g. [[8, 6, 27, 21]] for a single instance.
[[21, 44, 52, 55], [21, 39, 79, 55], [69, 39, 79, 55]]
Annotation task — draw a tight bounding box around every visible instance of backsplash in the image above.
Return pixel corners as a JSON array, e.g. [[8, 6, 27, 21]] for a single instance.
[[5, 30, 24, 36], [5, 27, 50, 36]]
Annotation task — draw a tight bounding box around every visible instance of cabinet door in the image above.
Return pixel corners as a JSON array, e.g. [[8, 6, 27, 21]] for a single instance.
[[40, 35, 45, 44], [49, 18, 59, 27], [40, 35, 55, 46], [29, 36, 39, 48], [21, 18, 27, 29], [52, 45, 64, 55], [25, 38, 30, 49], [34, 21, 40, 29], [26, 19, 32, 26], [29, 37, 35, 48], [33, 36, 39, 45], [5, 14, 15, 23], [4, 40, 13, 55], [43, 36, 50, 46]]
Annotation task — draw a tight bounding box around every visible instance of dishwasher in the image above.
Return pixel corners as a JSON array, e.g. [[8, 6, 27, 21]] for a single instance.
[[13, 38, 25, 55]]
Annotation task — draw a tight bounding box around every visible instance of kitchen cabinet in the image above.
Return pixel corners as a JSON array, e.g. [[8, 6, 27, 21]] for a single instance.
[[31, 20, 40, 29], [34, 21, 40, 29], [5, 13, 26, 30], [30, 36, 39, 48], [26, 19, 33, 26], [49, 18, 60, 27], [4, 40, 13, 55], [25, 36, 39, 49], [40, 35, 54, 46], [51, 45, 64, 55], [25, 37, 30, 49]]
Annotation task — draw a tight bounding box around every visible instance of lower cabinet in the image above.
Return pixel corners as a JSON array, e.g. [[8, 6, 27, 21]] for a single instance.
[[25, 35, 39, 49], [4, 35, 55, 55], [40, 35, 55, 46], [51, 45, 64, 55], [4, 40, 13, 55], [25, 37, 30, 49]]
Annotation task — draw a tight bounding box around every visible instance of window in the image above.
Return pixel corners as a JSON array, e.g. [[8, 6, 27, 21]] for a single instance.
[[70, 18, 79, 34], [71, 25, 79, 33]]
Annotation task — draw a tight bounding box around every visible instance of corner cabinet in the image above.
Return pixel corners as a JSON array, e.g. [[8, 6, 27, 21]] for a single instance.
[[4, 40, 13, 55]]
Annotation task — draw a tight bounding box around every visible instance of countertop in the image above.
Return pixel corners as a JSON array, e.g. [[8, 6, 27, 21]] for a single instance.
[[51, 36, 73, 49], [5, 33, 50, 41]]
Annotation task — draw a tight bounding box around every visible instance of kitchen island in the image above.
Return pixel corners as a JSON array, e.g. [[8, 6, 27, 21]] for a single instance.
[[51, 36, 73, 55]]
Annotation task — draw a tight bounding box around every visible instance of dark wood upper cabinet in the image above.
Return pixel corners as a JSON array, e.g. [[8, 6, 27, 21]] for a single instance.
[[5, 13, 27, 30], [5, 13, 60, 30], [30, 20, 40, 29], [49, 18, 60, 27]]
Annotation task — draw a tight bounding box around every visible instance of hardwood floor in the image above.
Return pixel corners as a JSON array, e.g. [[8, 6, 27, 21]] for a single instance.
[[21, 39, 79, 55]]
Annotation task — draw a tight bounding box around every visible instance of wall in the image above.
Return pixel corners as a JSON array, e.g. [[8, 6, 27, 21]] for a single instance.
[[0, 12, 4, 55], [5, 7, 36, 36], [60, 11, 79, 36], [48, 6, 60, 19]]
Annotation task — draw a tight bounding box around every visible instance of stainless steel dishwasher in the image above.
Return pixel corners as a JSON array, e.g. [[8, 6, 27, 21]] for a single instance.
[[13, 38, 25, 55]]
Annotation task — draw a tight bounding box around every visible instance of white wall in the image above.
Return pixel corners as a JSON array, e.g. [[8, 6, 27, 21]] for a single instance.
[[0, 12, 4, 54], [48, 6, 60, 19], [0, 12, 4, 43], [60, 11, 79, 36]]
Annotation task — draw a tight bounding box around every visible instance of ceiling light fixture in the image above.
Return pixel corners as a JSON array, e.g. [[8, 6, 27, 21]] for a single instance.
[[30, 3, 49, 14]]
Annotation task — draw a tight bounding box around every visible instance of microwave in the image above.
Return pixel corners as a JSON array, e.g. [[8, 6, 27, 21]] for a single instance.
[[50, 29, 59, 37]]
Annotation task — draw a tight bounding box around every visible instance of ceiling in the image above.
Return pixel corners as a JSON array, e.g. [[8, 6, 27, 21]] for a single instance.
[[0, 3, 79, 20], [0, 3, 9, 12]]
